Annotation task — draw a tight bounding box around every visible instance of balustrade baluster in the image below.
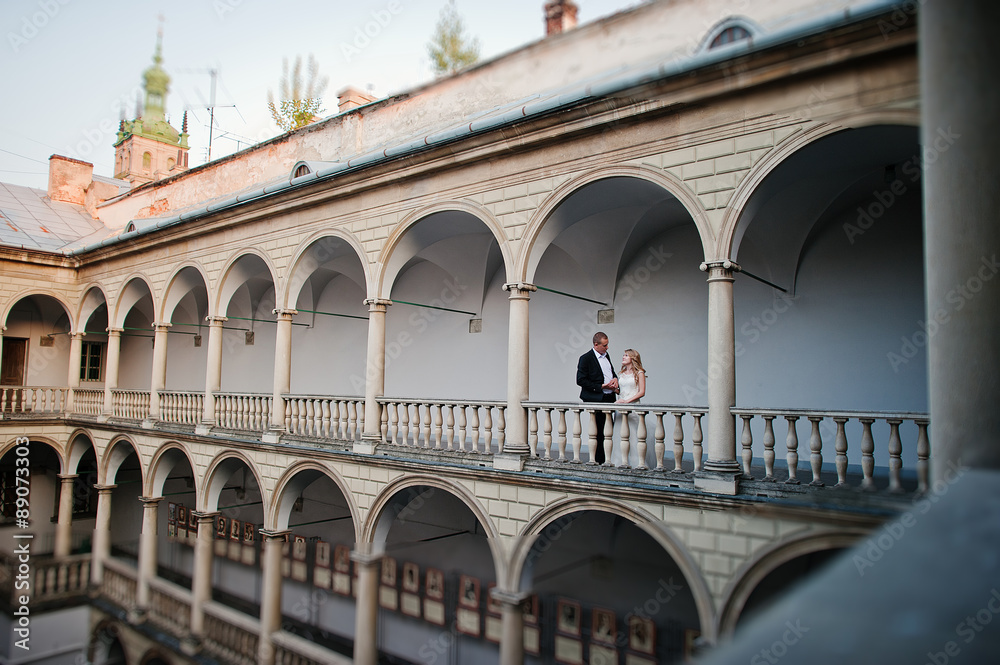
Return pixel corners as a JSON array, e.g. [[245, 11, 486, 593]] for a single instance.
[[671, 412, 685, 473], [860, 418, 876, 490], [321, 399, 331, 438], [497, 406, 506, 451], [557, 408, 568, 461], [740, 414, 754, 478], [445, 405, 455, 450], [635, 411, 648, 469], [834, 417, 849, 487], [528, 409, 538, 458], [619, 408, 631, 468], [571, 408, 583, 463], [784, 416, 800, 484], [808, 416, 824, 486], [542, 408, 553, 460], [762, 415, 776, 481], [433, 404, 443, 449], [887, 418, 904, 493], [388, 402, 399, 444], [692, 412, 704, 472], [653, 412, 666, 470], [482, 406, 494, 453], [916, 419, 930, 494], [455, 405, 467, 450], [421, 404, 432, 448], [585, 408, 599, 465], [349, 401, 359, 440], [400, 403, 411, 446]]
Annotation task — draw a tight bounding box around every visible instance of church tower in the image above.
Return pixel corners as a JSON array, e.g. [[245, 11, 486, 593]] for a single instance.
[[114, 28, 189, 185]]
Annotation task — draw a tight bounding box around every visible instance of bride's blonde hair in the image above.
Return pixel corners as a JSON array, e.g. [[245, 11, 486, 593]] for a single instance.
[[621, 349, 646, 377]]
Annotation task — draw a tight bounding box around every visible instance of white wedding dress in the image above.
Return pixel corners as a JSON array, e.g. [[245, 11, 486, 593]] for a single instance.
[[613, 371, 655, 468]]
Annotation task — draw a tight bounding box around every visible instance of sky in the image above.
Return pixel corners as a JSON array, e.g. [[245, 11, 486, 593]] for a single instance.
[[0, 0, 645, 190]]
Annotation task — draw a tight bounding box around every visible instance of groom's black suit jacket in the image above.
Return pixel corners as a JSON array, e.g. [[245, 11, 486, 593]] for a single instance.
[[577, 349, 617, 402]]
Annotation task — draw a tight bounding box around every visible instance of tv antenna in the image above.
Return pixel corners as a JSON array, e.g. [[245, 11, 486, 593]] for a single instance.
[[179, 67, 240, 162]]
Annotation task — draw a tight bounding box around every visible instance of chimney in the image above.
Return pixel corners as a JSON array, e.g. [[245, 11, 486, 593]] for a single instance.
[[545, 0, 579, 36], [337, 86, 377, 113], [47, 155, 94, 205]]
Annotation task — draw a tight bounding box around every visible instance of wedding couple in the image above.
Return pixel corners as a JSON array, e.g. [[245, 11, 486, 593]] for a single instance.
[[575, 331, 652, 468]]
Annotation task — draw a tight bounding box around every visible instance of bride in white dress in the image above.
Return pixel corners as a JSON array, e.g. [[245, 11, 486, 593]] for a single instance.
[[613, 349, 651, 468]]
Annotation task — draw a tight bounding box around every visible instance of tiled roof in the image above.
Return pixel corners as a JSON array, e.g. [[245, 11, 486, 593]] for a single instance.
[[0, 182, 105, 252]]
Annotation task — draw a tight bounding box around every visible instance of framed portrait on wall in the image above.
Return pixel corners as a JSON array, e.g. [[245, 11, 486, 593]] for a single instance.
[[402, 562, 419, 593], [168, 502, 177, 523], [188, 509, 198, 530], [292, 535, 307, 561], [459, 575, 479, 609], [557, 599, 582, 636], [167, 522, 177, 538], [425, 568, 444, 600], [486, 583, 501, 615], [334, 545, 351, 573], [229, 518, 241, 541], [591, 607, 616, 645], [381, 556, 397, 587], [177, 504, 187, 526], [521, 594, 539, 625], [215, 516, 228, 556], [627, 615, 655, 655], [315, 540, 330, 568]]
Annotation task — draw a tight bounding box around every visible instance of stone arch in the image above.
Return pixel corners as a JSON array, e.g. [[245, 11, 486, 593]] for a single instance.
[[695, 15, 764, 53], [110, 274, 158, 328], [827, 108, 921, 131], [146, 441, 196, 498], [512, 497, 717, 642], [517, 165, 712, 283], [213, 248, 280, 317], [201, 450, 267, 515], [374, 199, 514, 300], [65, 429, 96, 474], [138, 647, 173, 665], [362, 475, 502, 572], [269, 460, 360, 536], [102, 435, 143, 486], [77, 284, 110, 333], [0, 289, 74, 330], [159, 261, 212, 323], [87, 619, 129, 665], [282, 228, 372, 310], [716, 528, 867, 637], [0, 434, 63, 467]]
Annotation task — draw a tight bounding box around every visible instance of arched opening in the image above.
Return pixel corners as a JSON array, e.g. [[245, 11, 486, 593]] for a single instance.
[[521, 510, 703, 665], [1, 294, 74, 403], [162, 266, 210, 394], [736, 548, 843, 628], [114, 278, 156, 393], [89, 622, 128, 664], [0, 440, 62, 555], [105, 439, 143, 564], [148, 447, 198, 590], [369, 483, 499, 664], [217, 253, 277, 395]]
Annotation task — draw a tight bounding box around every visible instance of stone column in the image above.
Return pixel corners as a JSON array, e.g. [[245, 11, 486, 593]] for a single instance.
[[190, 511, 219, 642], [499, 283, 536, 468], [922, 0, 1000, 476], [53, 474, 78, 557], [65, 332, 84, 413], [200, 316, 228, 429], [135, 496, 161, 616], [101, 328, 123, 417], [494, 589, 528, 665], [352, 550, 382, 665], [258, 529, 290, 665], [267, 309, 297, 440], [361, 299, 391, 449], [701, 261, 741, 476], [147, 322, 171, 422], [90, 484, 116, 585]]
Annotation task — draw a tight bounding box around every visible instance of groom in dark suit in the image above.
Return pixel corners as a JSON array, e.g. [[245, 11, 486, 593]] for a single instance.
[[576, 332, 618, 464]]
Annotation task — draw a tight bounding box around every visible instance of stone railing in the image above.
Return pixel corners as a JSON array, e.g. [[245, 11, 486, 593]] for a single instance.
[[0, 386, 67, 415], [284, 394, 364, 440], [31, 553, 91, 602], [378, 398, 507, 453], [71, 388, 104, 415], [147, 576, 193, 637], [101, 558, 138, 611], [732, 407, 930, 493], [272, 630, 352, 665], [525, 402, 708, 468], [112, 390, 150, 420], [158, 391, 204, 426], [202, 600, 260, 665], [215, 392, 272, 431]]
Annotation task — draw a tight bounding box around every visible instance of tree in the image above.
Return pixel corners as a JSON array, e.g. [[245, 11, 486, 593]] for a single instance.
[[267, 54, 329, 132], [427, 0, 481, 76]]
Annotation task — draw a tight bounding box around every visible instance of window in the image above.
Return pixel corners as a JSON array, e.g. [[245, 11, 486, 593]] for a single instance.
[[0, 466, 25, 521], [709, 25, 751, 49], [142, 151, 152, 170], [80, 341, 105, 382]]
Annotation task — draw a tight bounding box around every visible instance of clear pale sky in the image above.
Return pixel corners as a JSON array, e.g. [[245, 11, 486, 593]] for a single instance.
[[0, 0, 644, 190]]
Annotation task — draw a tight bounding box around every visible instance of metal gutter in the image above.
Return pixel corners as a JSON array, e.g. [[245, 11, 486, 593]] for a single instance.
[[62, 0, 899, 257]]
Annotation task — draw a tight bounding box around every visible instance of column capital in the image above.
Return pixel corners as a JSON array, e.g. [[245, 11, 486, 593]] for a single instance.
[[139, 496, 163, 506], [57, 473, 78, 481], [700, 260, 739, 280], [151, 321, 172, 331], [204, 315, 229, 325], [259, 528, 291, 541], [106, 326, 124, 335], [350, 550, 383, 567], [271, 308, 298, 319], [192, 511, 220, 522], [502, 282, 537, 296], [0, 325, 6, 334], [94, 483, 117, 492], [68, 331, 86, 339], [363, 298, 392, 311], [490, 587, 532, 608]]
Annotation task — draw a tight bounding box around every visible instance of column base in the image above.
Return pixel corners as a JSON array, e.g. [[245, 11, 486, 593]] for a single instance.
[[140, 418, 157, 430], [493, 452, 526, 471], [180, 635, 202, 656], [195, 421, 214, 435], [127, 607, 147, 624], [354, 439, 378, 454], [97, 412, 112, 422], [262, 427, 284, 444], [693, 470, 741, 495]]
